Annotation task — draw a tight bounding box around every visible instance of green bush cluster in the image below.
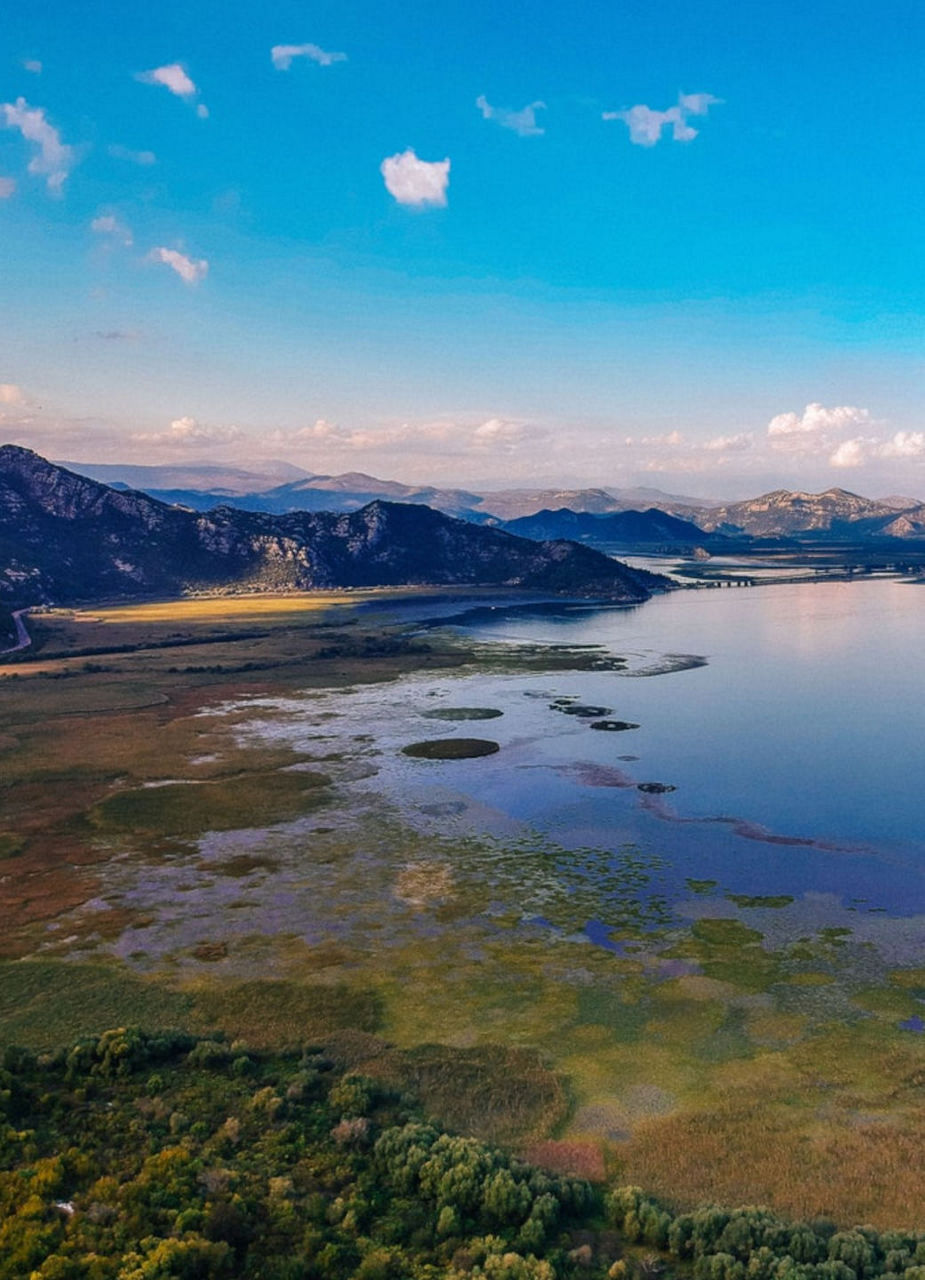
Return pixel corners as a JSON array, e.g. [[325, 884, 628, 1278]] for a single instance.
[[608, 1188, 925, 1280], [0, 1031, 594, 1280]]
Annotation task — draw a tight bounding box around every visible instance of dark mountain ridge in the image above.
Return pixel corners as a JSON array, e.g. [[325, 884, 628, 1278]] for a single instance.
[[0, 447, 667, 606], [503, 506, 719, 548]]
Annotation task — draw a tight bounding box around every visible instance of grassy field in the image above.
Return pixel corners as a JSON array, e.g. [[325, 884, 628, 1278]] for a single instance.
[[2, 589, 925, 1228]]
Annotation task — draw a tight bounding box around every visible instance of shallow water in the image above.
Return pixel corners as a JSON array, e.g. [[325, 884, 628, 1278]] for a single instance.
[[297, 577, 925, 921]]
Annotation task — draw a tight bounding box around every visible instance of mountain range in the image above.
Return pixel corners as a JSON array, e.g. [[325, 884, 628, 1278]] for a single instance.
[[0, 447, 666, 607], [60, 460, 925, 540]]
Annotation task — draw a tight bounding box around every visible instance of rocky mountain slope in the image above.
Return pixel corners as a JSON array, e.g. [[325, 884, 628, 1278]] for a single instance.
[[0, 447, 667, 605], [694, 488, 911, 536]]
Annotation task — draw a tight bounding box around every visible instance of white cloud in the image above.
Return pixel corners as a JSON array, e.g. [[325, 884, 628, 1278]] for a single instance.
[[148, 246, 209, 285], [603, 91, 721, 146], [624, 430, 684, 447], [91, 213, 133, 246], [381, 149, 450, 207], [136, 63, 208, 116], [133, 416, 244, 447], [829, 438, 867, 468], [768, 402, 871, 437], [23, 59, 42, 75], [703, 431, 752, 452], [282, 415, 539, 456], [108, 143, 157, 166], [0, 384, 25, 405], [879, 430, 925, 459], [271, 43, 347, 70], [136, 62, 196, 98], [475, 94, 545, 137], [0, 176, 15, 198], [1, 98, 75, 192]]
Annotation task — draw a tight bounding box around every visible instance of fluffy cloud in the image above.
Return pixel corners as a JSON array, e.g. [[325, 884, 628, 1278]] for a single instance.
[[829, 439, 867, 468], [830, 431, 925, 468], [768, 402, 871, 437], [148, 246, 209, 284], [283, 415, 538, 456], [381, 149, 450, 207], [1, 98, 75, 192], [22, 59, 42, 75], [475, 95, 545, 137], [271, 43, 347, 70], [136, 63, 208, 116], [603, 91, 721, 146], [0, 384, 25, 405], [91, 213, 133, 246], [136, 62, 195, 98], [0, 177, 15, 198], [879, 430, 925, 459], [108, 143, 156, 166], [133, 416, 244, 447]]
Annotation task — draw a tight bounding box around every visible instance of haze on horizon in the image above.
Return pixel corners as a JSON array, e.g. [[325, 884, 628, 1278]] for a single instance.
[[1, 0, 922, 501]]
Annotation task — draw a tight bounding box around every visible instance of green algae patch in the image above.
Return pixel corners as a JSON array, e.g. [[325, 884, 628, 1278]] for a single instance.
[[421, 706, 504, 721], [686, 878, 718, 895], [90, 769, 330, 837], [401, 738, 500, 760], [670, 917, 782, 991]]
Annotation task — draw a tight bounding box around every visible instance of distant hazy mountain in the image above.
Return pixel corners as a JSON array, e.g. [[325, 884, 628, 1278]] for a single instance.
[[503, 507, 715, 547], [0, 447, 666, 605], [693, 488, 923, 537], [59, 459, 313, 496], [62, 461, 717, 522], [57, 461, 925, 540]]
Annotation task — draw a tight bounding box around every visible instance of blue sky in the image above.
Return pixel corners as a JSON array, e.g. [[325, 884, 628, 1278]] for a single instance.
[[1, 0, 923, 495]]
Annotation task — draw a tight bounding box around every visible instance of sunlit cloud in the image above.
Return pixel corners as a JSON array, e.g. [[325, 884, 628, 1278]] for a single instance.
[[1, 98, 75, 192], [148, 246, 209, 285], [136, 63, 208, 117], [768, 402, 871, 437], [132, 416, 244, 447], [90, 213, 133, 246], [381, 149, 450, 207], [603, 91, 721, 146], [829, 438, 867, 468], [108, 143, 156, 166], [0, 384, 26, 405], [831, 431, 925, 468], [879, 430, 925, 459], [476, 94, 546, 137], [271, 43, 347, 70]]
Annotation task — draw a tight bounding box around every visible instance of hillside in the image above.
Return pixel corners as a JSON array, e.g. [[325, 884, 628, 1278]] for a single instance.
[[0, 446, 667, 606], [695, 487, 907, 536], [503, 507, 714, 547]]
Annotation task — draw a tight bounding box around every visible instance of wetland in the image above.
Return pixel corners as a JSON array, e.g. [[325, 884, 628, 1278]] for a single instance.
[[2, 579, 925, 1227]]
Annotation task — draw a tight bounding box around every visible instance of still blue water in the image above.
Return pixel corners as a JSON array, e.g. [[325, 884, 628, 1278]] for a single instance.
[[453, 578, 925, 849]]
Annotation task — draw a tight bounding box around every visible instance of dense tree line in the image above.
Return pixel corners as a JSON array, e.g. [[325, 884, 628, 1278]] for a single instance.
[[0, 1029, 592, 1279], [3, 1028, 925, 1280], [608, 1188, 925, 1280]]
